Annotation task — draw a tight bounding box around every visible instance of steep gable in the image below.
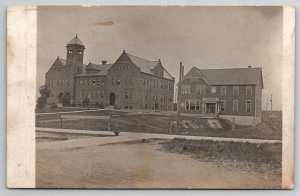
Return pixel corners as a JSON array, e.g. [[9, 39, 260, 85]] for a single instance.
[[112, 50, 174, 80], [52, 56, 65, 67]]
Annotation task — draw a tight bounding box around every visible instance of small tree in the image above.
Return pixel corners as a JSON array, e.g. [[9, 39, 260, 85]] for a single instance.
[[62, 93, 71, 106], [36, 85, 50, 109], [82, 97, 90, 107]]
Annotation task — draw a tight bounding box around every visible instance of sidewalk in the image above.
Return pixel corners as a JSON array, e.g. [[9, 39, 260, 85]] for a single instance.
[[36, 127, 282, 150]]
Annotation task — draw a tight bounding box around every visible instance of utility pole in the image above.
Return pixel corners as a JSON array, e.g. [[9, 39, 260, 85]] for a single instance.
[[270, 94, 273, 112], [266, 97, 268, 111], [177, 61, 184, 133], [142, 84, 145, 127]]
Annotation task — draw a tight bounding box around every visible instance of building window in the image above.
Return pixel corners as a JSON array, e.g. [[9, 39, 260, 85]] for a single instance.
[[117, 79, 121, 85], [246, 100, 252, 112], [220, 100, 226, 112], [246, 86, 252, 95], [185, 100, 190, 110], [96, 91, 100, 98], [196, 85, 206, 94], [130, 90, 134, 99], [130, 77, 134, 85], [221, 86, 226, 95], [93, 80, 96, 85], [97, 80, 101, 85], [182, 85, 190, 94], [102, 81, 105, 86], [190, 100, 195, 110], [184, 100, 200, 110], [125, 89, 129, 98], [169, 83, 173, 91], [233, 86, 239, 95], [196, 100, 201, 110], [233, 100, 238, 112], [211, 86, 216, 93], [125, 76, 129, 85]]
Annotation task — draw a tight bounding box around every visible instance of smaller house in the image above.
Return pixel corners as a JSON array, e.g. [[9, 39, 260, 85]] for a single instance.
[[178, 66, 263, 125]]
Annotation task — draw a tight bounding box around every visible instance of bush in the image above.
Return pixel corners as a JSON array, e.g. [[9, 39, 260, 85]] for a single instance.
[[50, 103, 58, 109], [82, 97, 90, 107], [36, 85, 50, 109]]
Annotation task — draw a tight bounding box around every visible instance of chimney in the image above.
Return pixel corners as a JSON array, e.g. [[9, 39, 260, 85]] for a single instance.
[[248, 66, 252, 68], [179, 61, 184, 82], [102, 60, 107, 65]]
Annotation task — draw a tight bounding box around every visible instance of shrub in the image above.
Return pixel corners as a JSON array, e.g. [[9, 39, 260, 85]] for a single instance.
[[50, 103, 58, 109]]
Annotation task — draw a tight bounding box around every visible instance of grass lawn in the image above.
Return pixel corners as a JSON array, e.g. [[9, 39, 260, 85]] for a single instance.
[[36, 110, 282, 140], [161, 138, 281, 175]]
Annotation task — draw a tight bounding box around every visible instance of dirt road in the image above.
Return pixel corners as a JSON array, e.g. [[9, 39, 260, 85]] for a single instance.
[[36, 138, 281, 189]]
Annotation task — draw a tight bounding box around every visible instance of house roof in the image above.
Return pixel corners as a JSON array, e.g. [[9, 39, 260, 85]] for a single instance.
[[85, 62, 104, 71], [67, 35, 85, 47], [125, 52, 173, 80], [76, 63, 113, 77], [186, 67, 263, 87], [51, 56, 67, 67]]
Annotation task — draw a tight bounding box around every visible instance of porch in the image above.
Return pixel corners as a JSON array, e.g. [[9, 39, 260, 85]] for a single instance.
[[202, 97, 220, 117]]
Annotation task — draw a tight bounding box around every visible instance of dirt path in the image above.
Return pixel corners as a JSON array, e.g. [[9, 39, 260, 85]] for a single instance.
[[36, 140, 281, 189], [36, 127, 282, 151]]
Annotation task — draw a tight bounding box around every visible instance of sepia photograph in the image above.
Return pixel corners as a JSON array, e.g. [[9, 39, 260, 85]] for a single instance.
[[7, 5, 295, 189]]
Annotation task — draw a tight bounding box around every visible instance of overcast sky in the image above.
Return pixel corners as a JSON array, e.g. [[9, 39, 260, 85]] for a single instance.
[[37, 6, 282, 110]]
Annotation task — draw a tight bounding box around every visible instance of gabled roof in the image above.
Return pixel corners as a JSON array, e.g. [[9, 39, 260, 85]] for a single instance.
[[124, 52, 173, 80], [76, 63, 113, 77], [67, 35, 85, 47], [86, 62, 104, 71], [185, 67, 263, 87], [51, 56, 66, 67], [95, 63, 114, 76]]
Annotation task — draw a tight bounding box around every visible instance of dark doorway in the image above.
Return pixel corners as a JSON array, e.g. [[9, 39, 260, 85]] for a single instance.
[[155, 103, 159, 110], [62, 93, 71, 106], [109, 93, 116, 105], [58, 93, 63, 103], [206, 103, 216, 114]]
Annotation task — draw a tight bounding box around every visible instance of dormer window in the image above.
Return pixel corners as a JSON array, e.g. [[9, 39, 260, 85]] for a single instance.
[[211, 86, 216, 93]]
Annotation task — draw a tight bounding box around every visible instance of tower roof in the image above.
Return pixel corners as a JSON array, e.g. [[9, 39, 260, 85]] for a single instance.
[[67, 34, 85, 47]]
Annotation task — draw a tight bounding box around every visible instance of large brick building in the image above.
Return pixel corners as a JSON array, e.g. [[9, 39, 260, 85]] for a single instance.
[[45, 35, 175, 111], [177, 65, 263, 125]]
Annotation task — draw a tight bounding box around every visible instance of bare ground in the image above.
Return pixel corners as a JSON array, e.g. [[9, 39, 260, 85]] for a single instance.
[[36, 137, 281, 189]]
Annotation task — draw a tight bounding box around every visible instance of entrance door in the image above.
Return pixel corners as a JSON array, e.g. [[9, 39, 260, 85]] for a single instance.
[[155, 103, 159, 110], [206, 103, 216, 114], [58, 93, 63, 103], [109, 93, 116, 105]]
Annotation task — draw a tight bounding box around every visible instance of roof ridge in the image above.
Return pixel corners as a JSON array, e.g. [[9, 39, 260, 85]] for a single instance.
[[126, 52, 154, 62], [199, 67, 262, 70]]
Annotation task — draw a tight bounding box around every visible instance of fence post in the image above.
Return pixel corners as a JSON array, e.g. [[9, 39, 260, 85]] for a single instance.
[[60, 114, 62, 128], [108, 110, 112, 132], [85, 110, 87, 128]]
